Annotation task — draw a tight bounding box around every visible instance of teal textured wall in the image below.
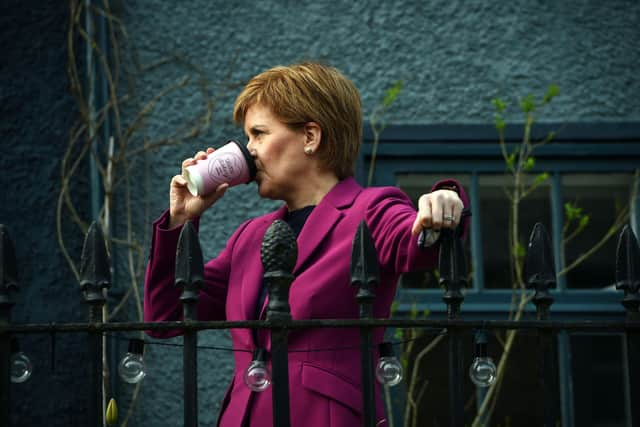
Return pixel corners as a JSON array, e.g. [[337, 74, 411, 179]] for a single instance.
[[118, 1, 639, 425], [1, 1, 91, 425]]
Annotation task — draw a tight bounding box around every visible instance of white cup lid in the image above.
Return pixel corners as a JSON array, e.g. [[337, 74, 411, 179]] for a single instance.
[[183, 167, 202, 196]]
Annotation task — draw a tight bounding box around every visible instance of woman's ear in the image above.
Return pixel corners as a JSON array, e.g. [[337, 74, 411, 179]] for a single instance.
[[303, 122, 322, 152]]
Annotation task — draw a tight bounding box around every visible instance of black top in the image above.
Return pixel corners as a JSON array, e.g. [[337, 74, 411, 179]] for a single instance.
[[283, 205, 315, 238]]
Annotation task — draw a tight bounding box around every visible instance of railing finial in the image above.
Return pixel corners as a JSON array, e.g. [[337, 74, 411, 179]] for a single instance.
[[524, 223, 556, 320], [79, 221, 111, 305], [262, 219, 297, 321], [439, 229, 467, 319], [175, 220, 204, 309], [0, 224, 18, 308], [350, 220, 379, 306], [615, 224, 640, 318]]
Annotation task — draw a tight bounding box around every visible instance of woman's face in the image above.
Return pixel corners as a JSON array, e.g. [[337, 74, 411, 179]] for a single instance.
[[244, 104, 309, 202]]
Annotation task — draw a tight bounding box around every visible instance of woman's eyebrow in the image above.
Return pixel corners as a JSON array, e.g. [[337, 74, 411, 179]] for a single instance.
[[246, 125, 267, 135]]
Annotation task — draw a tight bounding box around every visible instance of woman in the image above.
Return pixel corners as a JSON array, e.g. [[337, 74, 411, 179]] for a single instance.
[[144, 62, 469, 427]]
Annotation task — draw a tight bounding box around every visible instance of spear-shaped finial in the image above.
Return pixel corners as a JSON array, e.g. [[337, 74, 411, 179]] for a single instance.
[[79, 221, 111, 304], [615, 225, 640, 316], [350, 220, 379, 306], [175, 220, 204, 303], [439, 229, 467, 319], [524, 223, 556, 320], [0, 224, 18, 309]]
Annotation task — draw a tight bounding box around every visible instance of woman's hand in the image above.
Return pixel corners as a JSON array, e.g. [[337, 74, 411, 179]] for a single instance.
[[168, 148, 229, 228], [411, 189, 464, 235]]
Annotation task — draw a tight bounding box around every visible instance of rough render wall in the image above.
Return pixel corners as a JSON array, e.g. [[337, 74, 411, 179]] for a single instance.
[[120, 1, 639, 425], [1, 1, 92, 425]]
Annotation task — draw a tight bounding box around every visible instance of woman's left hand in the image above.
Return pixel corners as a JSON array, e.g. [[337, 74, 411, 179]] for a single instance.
[[411, 189, 464, 235]]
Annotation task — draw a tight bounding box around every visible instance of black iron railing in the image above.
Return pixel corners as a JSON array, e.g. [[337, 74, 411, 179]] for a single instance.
[[1, 221, 639, 427]]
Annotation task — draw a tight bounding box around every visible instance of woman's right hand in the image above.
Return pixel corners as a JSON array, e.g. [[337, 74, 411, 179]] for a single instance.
[[168, 148, 229, 229]]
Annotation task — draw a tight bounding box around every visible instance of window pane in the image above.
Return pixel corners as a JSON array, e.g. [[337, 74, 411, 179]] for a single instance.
[[478, 175, 551, 289], [397, 174, 472, 289], [562, 174, 634, 289], [400, 328, 555, 426], [571, 334, 627, 426]]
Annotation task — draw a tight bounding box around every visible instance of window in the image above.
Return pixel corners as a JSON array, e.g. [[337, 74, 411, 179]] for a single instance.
[[361, 122, 640, 427], [561, 174, 635, 289]]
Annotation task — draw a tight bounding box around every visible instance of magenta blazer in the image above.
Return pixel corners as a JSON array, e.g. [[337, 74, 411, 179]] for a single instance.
[[144, 177, 469, 427]]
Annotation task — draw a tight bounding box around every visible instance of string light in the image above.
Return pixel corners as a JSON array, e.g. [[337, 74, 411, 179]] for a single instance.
[[118, 338, 146, 384], [468, 330, 496, 387], [243, 348, 271, 392], [376, 342, 403, 386], [10, 338, 33, 384]]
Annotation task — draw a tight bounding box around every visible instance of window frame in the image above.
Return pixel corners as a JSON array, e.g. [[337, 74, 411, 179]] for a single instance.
[[359, 122, 640, 321]]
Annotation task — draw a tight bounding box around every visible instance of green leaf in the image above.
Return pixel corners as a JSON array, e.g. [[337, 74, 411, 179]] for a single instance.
[[533, 172, 550, 185], [519, 94, 536, 113], [516, 242, 526, 258], [491, 97, 507, 112], [564, 202, 573, 218], [524, 157, 535, 171], [564, 202, 583, 221], [506, 153, 516, 170], [423, 308, 431, 318], [394, 328, 403, 341], [543, 84, 560, 103], [547, 131, 556, 142], [578, 215, 590, 229], [383, 80, 403, 107], [495, 115, 506, 132], [410, 302, 418, 320], [390, 300, 399, 315]]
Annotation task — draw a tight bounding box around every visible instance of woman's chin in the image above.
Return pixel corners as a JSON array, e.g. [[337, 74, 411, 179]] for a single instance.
[[257, 183, 284, 202], [256, 182, 273, 199]]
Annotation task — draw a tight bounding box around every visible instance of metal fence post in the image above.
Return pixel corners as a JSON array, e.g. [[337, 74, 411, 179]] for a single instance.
[[79, 222, 111, 427], [175, 221, 203, 427], [1, 225, 18, 426], [439, 228, 467, 427], [350, 221, 379, 427], [262, 219, 297, 427], [615, 225, 640, 427], [524, 223, 557, 427]]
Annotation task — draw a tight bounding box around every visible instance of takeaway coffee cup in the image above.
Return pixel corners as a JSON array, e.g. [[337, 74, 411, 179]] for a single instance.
[[184, 140, 257, 196]]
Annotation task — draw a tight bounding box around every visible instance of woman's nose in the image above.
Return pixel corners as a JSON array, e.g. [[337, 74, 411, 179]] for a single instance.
[[246, 140, 256, 156]]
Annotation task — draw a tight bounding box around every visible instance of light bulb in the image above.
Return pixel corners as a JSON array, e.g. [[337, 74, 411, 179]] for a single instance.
[[118, 338, 146, 384], [469, 357, 496, 387], [11, 351, 33, 384], [469, 330, 496, 387], [376, 342, 403, 386], [243, 348, 271, 392]]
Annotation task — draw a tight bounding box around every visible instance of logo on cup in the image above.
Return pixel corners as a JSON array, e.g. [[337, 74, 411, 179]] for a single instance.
[[208, 152, 241, 181]]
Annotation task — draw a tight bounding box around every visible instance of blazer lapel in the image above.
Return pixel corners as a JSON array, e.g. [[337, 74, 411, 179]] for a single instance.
[[256, 178, 362, 325], [294, 177, 362, 275]]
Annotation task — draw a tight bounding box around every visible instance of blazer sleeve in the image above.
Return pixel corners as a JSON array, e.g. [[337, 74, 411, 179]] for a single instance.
[[143, 210, 249, 338], [364, 179, 470, 274]]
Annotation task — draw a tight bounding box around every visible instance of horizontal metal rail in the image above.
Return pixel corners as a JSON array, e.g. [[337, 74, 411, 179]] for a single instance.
[[1, 318, 638, 334]]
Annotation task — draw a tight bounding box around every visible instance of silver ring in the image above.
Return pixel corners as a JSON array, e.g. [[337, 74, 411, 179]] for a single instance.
[[443, 214, 455, 222]]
